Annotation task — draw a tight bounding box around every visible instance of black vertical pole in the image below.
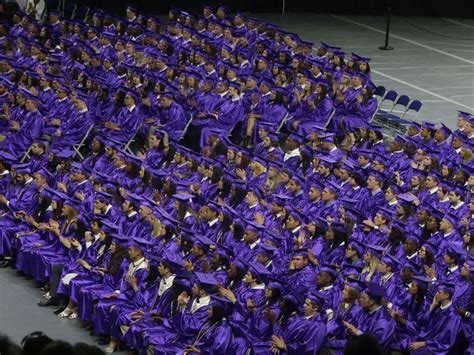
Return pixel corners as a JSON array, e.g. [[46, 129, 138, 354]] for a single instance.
[[379, 0, 394, 50]]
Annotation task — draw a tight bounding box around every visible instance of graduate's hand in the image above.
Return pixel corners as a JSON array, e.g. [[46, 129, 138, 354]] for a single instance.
[[10, 121, 20, 130], [236, 168, 246, 180], [294, 230, 306, 248], [131, 310, 145, 320], [71, 238, 80, 248], [142, 97, 151, 107], [263, 309, 277, 324], [126, 274, 137, 288], [254, 212, 264, 225], [362, 219, 375, 228], [74, 190, 85, 201], [430, 295, 440, 312], [307, 249, 318, 266], [246, 298, 256, 312], [57, 182, 67, 193], [424, 264, 436, 280], [54, 129, 61, 137], [105, 293, 118, 299], [177, 291, 191, 307], [336, 94, 345, 102], [251, 94, 258, 105], [49, 218, 59, 230], [15, 210, 26, 218], [219, 287, 237, 304], [0, 194, 7, 206], [270, 335, 286, 351], [145, 117, 155, 124], [356, 95, 363, 104], [409, 342, 426, 351], [343, 321, 359, 335], [183, 260, 194, 272], [50, 118, 61, 126]]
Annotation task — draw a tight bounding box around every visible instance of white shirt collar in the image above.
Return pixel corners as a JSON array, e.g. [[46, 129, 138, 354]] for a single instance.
[[440, 301, 452, 310]]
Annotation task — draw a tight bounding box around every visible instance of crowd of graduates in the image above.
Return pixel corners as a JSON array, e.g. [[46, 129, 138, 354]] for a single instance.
[[0, 3, 472, 355]]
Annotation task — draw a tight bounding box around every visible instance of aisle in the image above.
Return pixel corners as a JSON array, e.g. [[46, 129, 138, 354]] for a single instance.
[[0, 267, 124, 352]]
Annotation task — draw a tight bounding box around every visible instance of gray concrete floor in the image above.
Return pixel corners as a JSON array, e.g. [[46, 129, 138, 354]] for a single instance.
[[254, 13, 474, 128], [0, 267, 126, 353]]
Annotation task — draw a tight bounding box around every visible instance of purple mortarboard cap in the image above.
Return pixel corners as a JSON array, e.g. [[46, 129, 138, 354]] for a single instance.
[[13, 163, 31, 175], [412, 275, 431, 289], [377, 207, 394, 221], [442, 212, 459, 228], [368, 170, 386, 182], [257, 243, 278, 258], [95, 190, 113, 204], [306, 290, 326, 307], [364, 243, 385, 257], [210, 294, 233, 312], [437, 281, 455, 295], [381, 254, 400, 270], [159, 252, 183, 272], [287, 132, 303, 144], [398, 193, 417, 204], [245, 221, 265, 234], [319, 41, 331, 50], [319, 156, 337, 167], [290, 175, 306, 188], [285, 206, 305, 224], [231, 257, 248, 272], [348, 241, 364, 256], [326, 180, 341, 195], [319, 263, 338, 278], [346, 277, 366, 291], [249, 261, 272, 280], [438, 123, 452, 137], [193, 235, 214, 250], [271, 194, 291, 206], [110, 233, 129, 244], [364, 283, 386, 303], [319, 132, 336, 143], [445, 244, 466, 262], [252, 155, 267, 167], [285, 288, 306, 306], [457, 110, 472, 120], [421, 121, 436, 130], [292, 248, 309, 258], [128, 237, 152, 250], [194, 272, 219, 289], [173, 192, 194, 202], [403, 258, 423, 274]]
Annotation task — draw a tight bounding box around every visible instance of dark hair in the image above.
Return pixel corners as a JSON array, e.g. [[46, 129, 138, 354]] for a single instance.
[[40, 340, 76, 355], [0, 334, 22, 355], [344, 333, 382, 355], [108, 243, 128, 275], [209, 305, 227, 323], [73, 343, 104, 355]]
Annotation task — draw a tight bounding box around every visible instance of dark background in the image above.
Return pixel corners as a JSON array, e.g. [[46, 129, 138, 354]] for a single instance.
[[74, 0, 474, 18]]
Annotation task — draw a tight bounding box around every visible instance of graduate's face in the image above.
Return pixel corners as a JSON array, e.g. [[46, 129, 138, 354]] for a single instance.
[[303, 299, 318, 316], [33, 173, 47, 188], [403, 238, 418, 254], [359, 293, 375, 310], [292, 256, 308, 270], [286, 215, 299, 230], [461, 262, 470, 277], [435, 290, 450, 303]]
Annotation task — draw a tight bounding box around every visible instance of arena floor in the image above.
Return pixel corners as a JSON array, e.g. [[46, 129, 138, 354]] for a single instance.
[[256, 13, 474, 127]]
